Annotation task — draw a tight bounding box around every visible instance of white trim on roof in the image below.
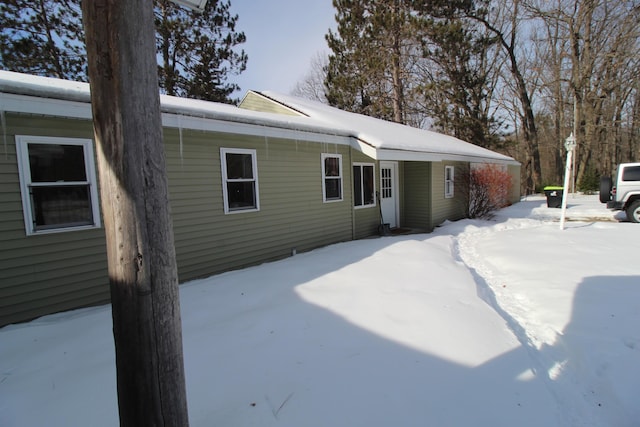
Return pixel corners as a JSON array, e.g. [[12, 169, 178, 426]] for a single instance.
[[352, 136, 518, 164], [259, 90, 520, 166], [374, 148, 518, 164], [0, 73, 353, 147], [352, 139, 379, 160], [0, 92, 93, 120], [160, 113, 352, 145], [0, 71, 520, 166], [0, 91, 352, 146]]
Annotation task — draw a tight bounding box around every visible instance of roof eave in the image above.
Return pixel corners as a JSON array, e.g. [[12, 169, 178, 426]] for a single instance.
[[0, 91, 354, 146], [374, 147, 520, 165], [354, 138, 519, 165]]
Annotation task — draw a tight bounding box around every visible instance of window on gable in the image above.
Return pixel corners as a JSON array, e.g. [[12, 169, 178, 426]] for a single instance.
[[16, 136, 101, 235], [445, 165, 455, 198], [321, 153, 343, 202], [221, 148, 259, 213], [353, 163, 375, 207]]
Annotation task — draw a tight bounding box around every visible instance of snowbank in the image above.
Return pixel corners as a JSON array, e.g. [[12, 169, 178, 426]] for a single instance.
[[1, 195, 638, 426]]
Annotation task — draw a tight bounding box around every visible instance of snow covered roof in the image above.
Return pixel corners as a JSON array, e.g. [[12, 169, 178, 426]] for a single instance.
[[0, 71, 351, 145], [0, 70, 517, 165], [257, 91, 518, 165]]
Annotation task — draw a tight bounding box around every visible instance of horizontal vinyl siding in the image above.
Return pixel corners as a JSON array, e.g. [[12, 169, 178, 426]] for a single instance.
[[0, 114, 109, 326], [2, 113, 360, 325], [166, 129, 353, 283], [402, 162, 431, 230], [353, 205, 379, 238], [5, 279, 109, 326], [431, 162, 468, 227], [239, 92, 301, 116]]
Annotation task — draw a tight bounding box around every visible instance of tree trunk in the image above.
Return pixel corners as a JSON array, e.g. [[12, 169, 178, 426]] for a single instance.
[[81, 1, 189, 426], [631, 87, 640, 161], [470, 0, 542, 193], [547, 12, 566, 184], [570, 0, 595, 188], [391, 35, 404, 124], [390, 0, 404, 124]]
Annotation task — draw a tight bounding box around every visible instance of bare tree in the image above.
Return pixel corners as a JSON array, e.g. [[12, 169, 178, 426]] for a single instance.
[[291, 51, 329, 102], [527, 0, 570, 184], [467, 0, 543, 193], [527, 0, 640, 183]]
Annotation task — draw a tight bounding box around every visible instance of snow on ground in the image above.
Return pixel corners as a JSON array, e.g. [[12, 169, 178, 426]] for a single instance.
[[1, 195, 639, 426]]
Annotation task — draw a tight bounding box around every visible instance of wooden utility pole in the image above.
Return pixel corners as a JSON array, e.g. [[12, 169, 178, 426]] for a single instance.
[[81, 1, 189, 425]]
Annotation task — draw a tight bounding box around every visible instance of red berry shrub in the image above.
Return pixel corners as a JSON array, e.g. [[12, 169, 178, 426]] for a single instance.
[[460, 164, 513, 219]]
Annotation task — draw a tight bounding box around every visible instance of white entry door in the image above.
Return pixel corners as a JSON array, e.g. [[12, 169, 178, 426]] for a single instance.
[[379, 161, 398, 228]]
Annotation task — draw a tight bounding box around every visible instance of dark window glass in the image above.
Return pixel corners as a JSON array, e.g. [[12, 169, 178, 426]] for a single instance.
[[354, 165, 375, 206], [25, 142, 95, 231], [31, 185, 93, 230], [226, 153, 253, 179], [323, 155, 342, 201], [363, 165, 374, 205], [353, 166, 362, 206], [226, 181, 256, 210], [28, 143, 87, 182], [324, 157, 340, 177], [325, 179, 341, 200], [223, 151, 257, 211]]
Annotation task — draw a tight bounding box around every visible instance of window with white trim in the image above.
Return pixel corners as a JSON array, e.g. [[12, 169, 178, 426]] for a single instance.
[[353, 163, 375, 207], [220, 148, 259, 213], [321, 153, 343, 202], [16, 136, 101, 235], [445, 165, 455, 198]]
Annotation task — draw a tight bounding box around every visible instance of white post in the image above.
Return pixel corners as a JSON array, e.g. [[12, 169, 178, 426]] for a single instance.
[[560, 133, 576, 230]]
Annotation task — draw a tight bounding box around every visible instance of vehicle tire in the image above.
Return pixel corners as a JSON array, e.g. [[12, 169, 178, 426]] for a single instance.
[[599, 176, 612, 203], [626, 200, 640, 223]]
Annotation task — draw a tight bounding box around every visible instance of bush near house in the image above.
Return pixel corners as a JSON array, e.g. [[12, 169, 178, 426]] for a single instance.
[[459, 164, 513, 219]]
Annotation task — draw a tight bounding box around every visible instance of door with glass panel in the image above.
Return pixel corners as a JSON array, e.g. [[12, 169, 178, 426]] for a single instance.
[[379, 161, 398, 228]]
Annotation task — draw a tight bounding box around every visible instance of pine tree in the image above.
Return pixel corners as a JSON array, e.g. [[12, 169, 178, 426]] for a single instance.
[[418, 17, 501, 147], [325, 0, 374, 115], [0, 0, 86, 80], [325, 0, 423, 124], [1, 0, 248, 103], [324, 0, 475, 128], [155, 0, 247, 103]]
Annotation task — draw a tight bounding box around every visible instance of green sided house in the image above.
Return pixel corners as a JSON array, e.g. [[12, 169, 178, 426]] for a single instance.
[[0, 71, 520, 326]]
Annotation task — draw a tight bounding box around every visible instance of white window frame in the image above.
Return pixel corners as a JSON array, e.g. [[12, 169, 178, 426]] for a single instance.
[[15, 135, 101, 236], [445, 165, 455, 198], [353, 162, 376, 209], [220, 147, 260, 214], [321, 153, 343, 203]]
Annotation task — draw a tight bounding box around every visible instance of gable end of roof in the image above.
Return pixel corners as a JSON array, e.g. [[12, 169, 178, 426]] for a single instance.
[[240, 91, 309, 117]]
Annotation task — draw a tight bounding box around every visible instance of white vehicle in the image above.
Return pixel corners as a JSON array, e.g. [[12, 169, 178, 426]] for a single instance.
[[600, 162, 640, 223]]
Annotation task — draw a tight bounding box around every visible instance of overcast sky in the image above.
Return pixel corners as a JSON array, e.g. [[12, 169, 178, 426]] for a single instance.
[[229, 0, 335, 97]]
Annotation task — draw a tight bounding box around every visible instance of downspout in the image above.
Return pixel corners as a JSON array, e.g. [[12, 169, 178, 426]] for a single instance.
[[1, 108, 6, 159], [350, 146, 356, 240]]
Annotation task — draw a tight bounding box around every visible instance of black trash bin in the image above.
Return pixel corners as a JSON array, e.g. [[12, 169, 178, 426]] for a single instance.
[[543, 186, 563, 208]]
